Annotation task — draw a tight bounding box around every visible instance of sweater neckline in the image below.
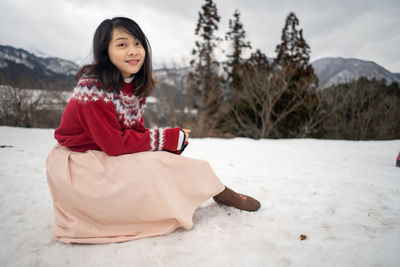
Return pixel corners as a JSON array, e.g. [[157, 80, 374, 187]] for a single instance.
[[123, 75, 135, 83]]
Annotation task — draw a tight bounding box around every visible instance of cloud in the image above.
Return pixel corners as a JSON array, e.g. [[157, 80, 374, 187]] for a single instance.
[[0, 0, 399, 72]]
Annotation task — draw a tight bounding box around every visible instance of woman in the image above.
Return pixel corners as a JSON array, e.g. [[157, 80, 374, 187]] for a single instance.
[[46, 17, 260, 244]]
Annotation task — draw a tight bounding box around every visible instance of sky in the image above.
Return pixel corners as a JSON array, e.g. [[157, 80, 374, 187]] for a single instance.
[[1, 0, 399, 72]]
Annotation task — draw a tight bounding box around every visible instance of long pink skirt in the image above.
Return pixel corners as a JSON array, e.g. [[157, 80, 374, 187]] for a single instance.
[[46, 144, 225, 244]]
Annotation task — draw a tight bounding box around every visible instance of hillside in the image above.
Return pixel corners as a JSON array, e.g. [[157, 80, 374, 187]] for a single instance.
[[312, 57, 400, 89], [0, 45, 78, 90]]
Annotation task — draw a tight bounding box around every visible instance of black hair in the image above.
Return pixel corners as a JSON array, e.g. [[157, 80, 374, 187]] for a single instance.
[[75, 17, 156, 97]]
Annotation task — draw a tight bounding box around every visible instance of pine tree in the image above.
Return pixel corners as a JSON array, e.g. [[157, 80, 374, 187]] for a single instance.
[[225, 10, 251, 92], [187, 0, 223, 136], [189, 0, 221, 106], [272, 12, 321, 138], [244, 49, 269, 74], [275, 12, 310, 68]]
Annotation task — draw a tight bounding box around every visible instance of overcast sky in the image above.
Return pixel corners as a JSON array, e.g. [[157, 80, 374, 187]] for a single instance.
[[1, 0, 399, 72]]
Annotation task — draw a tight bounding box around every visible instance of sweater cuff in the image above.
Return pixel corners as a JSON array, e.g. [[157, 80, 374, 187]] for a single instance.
[[160, 127, 181, 152]]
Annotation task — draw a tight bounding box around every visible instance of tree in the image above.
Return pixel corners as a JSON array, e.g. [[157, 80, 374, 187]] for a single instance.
[[220, 10, 256, 136], [245, 50, 270, 71], [272, 12, 321, 138], [224, 49, 269, 137], [0, 84, 67, 128], [187, 0, 223, 136], [228, 64, 323, 139], [222, 12, 323, 139], [0, 70, 67, 128], [319, 78, 400, 140], [275, 12, 311, 68], [224, 9, 252, 92]]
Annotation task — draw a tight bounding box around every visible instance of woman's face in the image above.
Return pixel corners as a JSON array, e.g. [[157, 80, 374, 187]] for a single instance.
[[108, 28, 146, 78]]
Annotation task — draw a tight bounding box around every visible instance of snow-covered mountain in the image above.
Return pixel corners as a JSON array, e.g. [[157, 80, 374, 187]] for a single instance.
[[1, 45, 78, 76], [29, 48, 52, 59], [2, 44, 399, 91], [154, 57, 400, 91], [311, 57, 400, 89], [0, 45, 78, 90]]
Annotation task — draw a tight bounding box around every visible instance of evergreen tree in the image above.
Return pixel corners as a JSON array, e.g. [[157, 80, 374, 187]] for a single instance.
[[274, 12, 317, 87], [243, 49, 270, 74], [272, 12, 321, 138], [220, 10, 254, 136], [187, 0, 223, 136], [275, 12, 310, 68], [224, 10, 252, 92]]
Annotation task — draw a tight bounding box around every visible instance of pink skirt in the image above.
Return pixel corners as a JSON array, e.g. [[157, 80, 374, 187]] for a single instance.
[[46, 144, 225, 244]]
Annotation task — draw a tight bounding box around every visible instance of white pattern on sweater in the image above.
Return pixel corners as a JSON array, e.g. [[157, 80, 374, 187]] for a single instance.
[[72, 78, 146, 129]]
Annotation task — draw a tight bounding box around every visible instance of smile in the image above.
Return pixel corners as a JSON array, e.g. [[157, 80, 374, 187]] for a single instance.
[[126, 59, 140, 65]]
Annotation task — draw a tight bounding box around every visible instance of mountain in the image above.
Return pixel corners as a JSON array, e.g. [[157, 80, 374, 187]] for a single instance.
[[154, 57, 400, 91], [2, 44, 399, 92], [311, 57, 400, 89], [0, 45, 78, 90]]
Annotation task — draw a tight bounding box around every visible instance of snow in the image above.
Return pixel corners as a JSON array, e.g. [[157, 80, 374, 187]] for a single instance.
[[0, 126, 399, 267], [0, 50, 35, 69], [1, 46, 78, 76], [29, 48, 51, 59], [44, 58, 78, 76], [312, 57, 400, 89]]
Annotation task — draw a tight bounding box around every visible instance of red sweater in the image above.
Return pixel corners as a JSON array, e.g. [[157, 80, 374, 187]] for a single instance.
[[55, 77, 183, 156]]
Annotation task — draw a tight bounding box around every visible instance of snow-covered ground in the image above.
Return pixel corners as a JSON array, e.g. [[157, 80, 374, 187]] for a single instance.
[[0, 126, 399, 267]]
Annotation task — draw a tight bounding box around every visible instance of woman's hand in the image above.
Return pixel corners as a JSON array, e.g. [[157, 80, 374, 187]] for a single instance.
[[182, 129, 191, 140]]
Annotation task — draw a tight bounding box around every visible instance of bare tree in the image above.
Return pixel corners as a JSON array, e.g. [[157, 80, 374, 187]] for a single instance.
[[228, 67, 322, 139], [0, 84, 68, 128], [319, 78, 400, 140], [0, 68, 69, 128], [0, 85, 37, 127]]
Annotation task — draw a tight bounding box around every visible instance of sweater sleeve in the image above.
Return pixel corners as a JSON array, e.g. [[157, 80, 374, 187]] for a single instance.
[[75, 98, 181, 156]]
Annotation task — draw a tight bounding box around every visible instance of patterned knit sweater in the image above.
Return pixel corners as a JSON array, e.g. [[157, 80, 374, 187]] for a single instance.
[[54, 77, 185, 156]]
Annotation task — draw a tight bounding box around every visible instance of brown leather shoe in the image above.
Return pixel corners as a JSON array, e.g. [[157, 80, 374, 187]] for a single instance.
[[213, 186, 260, 212]]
